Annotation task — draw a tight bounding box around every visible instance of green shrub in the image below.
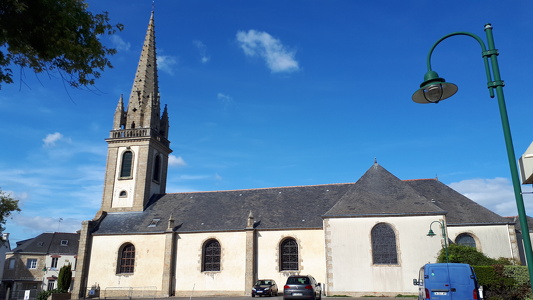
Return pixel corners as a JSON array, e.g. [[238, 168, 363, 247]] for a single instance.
[[36, 289, 60, 300], [57, 264, 72, 292]]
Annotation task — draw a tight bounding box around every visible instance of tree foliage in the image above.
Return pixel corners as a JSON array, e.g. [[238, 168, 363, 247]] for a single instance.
[[0, 189, 20, 235], [0, 0, 123, 88], [57, 263, 72, 292]]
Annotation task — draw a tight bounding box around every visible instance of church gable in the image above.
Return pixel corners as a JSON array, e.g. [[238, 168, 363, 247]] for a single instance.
[[324, 163, 444, 217]]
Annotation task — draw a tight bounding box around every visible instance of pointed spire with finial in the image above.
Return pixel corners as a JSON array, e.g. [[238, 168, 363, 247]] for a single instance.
[[113, 94, 125, 130], [125, 10, 160, 130]]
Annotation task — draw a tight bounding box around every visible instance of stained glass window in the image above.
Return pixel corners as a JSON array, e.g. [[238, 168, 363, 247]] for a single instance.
[[118, 244, 135, 273], [120, 151, 133, 178], [280, 238, 298, 270], [456, 233, 476, 248], [203, 239, 221, 271], [371, 223, 398, 265]]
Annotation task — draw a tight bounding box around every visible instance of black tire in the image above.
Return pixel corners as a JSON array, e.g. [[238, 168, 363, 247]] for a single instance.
[[252, 294, 255, 297]]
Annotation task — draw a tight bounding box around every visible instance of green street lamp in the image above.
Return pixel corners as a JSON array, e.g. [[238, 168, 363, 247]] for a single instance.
[[412, 24, 533, 288], [427, 220, 449, 263]]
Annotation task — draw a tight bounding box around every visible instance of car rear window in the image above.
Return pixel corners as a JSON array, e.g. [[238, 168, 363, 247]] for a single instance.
[[287, 277, 310, 284]]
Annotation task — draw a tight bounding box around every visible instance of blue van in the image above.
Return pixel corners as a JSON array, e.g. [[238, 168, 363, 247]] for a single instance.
[[413, 263, 480, 300]]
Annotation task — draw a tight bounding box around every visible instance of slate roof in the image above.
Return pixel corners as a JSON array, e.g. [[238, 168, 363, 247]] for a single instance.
[[93, 163, 512, 235], [405, 179, 511, 225], [10, 232, 79, 255], [324, 164, 444, 217], [94, 183, 352, 235]]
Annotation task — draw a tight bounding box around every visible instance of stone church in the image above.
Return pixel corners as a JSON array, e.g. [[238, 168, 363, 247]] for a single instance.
[[72, 12, 521, 298]]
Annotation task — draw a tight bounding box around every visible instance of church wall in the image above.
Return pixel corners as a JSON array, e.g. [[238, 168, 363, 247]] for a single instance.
[[447, 224, 518, 261], [111, 145, 140, 208], [174, 231, 247, 296], [256, 229, 327, 290], [86, 234, 167, 298], [324, 215, 444, 297]]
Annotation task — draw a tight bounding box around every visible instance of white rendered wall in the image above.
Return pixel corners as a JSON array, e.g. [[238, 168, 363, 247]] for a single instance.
[[447, 224, 518, 260], [86, 234, 167, 292], [324, 215, 445, 297], [174, 231, 247, 296], [111, 146, 140, 208], [255, 229, 327, 289]]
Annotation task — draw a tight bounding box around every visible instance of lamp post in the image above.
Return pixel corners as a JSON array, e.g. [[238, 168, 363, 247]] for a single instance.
[[427, 220, 449, 263], [412, 23, 533, 288]]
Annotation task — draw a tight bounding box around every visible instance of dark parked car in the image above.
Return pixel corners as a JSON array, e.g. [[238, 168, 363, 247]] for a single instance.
[[283, 275, 321, 300], [252, 279, 279, 297]]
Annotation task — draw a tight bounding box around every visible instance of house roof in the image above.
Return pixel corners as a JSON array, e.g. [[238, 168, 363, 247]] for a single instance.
[[92, 163, 512, 235], [10, 232, 79, 255]]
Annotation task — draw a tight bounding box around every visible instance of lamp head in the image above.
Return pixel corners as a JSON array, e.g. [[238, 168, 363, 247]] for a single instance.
[[412, 70, 458, 104], [427, 229, 436, 237]]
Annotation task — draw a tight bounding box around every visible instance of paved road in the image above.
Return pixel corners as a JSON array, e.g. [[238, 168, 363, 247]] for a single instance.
[[163, 297, 400, 300]]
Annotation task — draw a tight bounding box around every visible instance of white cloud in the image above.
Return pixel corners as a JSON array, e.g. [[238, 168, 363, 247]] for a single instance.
[[193, 40, 210, 64], [168, 155, 187, 167], [43, 132, 64, 147], [448, 177, 524, 217], [10, 215, 81, 237], [109, 35, 131, 52], [217, 93, 233, 105], [157, 55, 178, 75], [236, 29, 299, 73]]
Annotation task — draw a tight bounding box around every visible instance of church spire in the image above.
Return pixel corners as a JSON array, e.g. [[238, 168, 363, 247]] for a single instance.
[[101, 11, 172, 213], [125, 11, 160, 130]]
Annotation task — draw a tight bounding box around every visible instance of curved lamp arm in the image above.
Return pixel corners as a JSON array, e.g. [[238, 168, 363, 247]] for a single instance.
[[413, 24, 503, 103]]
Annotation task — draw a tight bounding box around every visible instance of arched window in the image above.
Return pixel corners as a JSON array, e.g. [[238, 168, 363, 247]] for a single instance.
[[280, 238, 298, 271], [202, 239, 221, 271], [118, 243, 135, 274], [120, 151, 133, 178], [456, 233, 476, 248], [119, 191, 127, 197], [153, 155, 161, 182], [371, 223, 398, 265]]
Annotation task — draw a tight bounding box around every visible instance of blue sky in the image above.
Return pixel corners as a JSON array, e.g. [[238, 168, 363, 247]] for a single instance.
[[2, 0, 533, 247]]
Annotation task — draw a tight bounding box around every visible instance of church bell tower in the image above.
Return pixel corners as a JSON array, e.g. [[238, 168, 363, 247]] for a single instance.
[[100, 12, 171, 213]]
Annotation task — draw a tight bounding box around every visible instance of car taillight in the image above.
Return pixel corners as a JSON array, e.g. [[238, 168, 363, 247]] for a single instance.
[[305, 285, 313, 290], [473, 289, 478, 299], [424, 288, 430, 299], [284, 285, 289, 290]]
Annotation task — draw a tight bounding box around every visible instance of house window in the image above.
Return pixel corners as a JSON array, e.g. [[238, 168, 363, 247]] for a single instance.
[[8, 258, 15, 269], [47, 280, 55, 291], [202, 239, 221, 271], [119, 191, 127, 197], [456, 233, 476, 248], [27, 259, 37, 269], [371, 223, 398, 265], [120, 151, 133, 178], [118, 243, 135, 274], [51, 257, 58, 269], [280, 238, 298, 271], [153, 155, 161, 182], [60, 240, 68, 246]]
